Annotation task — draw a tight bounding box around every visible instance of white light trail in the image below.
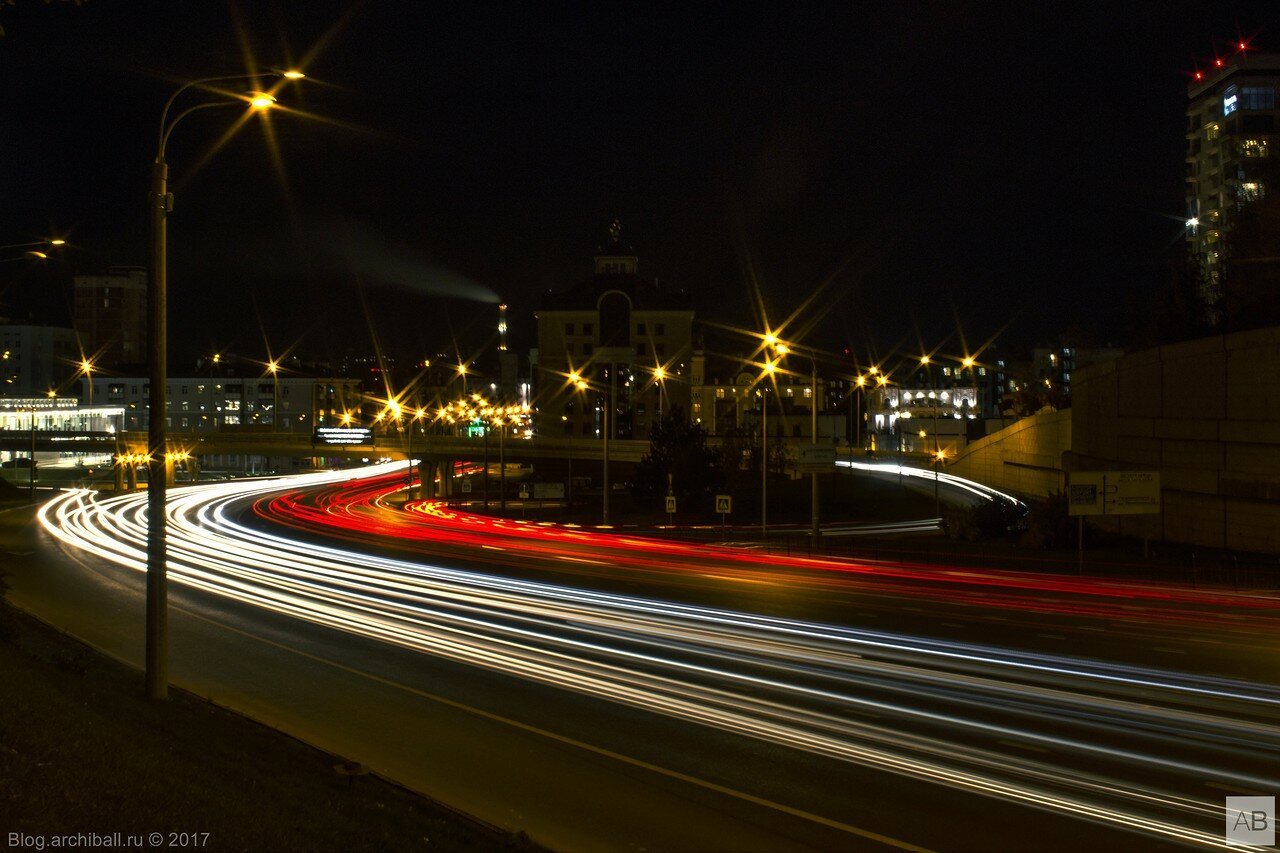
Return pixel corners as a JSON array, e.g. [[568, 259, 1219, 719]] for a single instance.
[[38, 468, 1278, 849]]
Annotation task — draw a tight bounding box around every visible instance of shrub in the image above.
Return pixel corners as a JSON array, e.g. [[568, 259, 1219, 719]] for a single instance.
[[944, 498, 1023, 541], [1020, 490, 1073, 549]]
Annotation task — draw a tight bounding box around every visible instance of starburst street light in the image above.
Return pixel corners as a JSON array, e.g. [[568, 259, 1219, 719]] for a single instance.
[[144, 67, 307, 701], [78, 358, 95, 407]]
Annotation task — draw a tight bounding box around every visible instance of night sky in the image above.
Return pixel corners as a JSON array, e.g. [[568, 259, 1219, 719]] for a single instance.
[[3, 1, 1279, 369]]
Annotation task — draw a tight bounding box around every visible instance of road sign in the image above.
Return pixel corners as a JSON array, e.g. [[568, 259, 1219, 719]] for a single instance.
[[518, 483, 530, 500], [460, 477, 472, 494], [313, 426, 373, 446], [796, 445, 837, 473], [715, 494, 732, 514], [533, 482, 565, 499], [665, 495, 677, 514], [1068, 471, 1161, 516]]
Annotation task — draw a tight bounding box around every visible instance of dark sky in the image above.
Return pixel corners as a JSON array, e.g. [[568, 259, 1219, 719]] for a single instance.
[[3, 1, 1278, 369]]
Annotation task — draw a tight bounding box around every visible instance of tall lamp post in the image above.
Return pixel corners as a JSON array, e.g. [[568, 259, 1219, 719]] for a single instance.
[[653, 364, 667, 423], [601, 384, 610, 525], [79, 358, 95, 407], [146, 70, 301, 701], [759, 361, 776, 536], [807, 354, 819, 540], [571, 372, 610, 524], [27, 404, 37, 501], [921, 355, 940, 515], [406, 407, 424, 501]]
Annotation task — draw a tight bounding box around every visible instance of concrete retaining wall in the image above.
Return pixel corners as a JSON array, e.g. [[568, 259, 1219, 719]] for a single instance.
[[1070, 325, 1280, 554], [947, 409, 1071, 498]]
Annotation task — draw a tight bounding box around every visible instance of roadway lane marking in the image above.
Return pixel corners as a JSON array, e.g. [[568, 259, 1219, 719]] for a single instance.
[[177, 605, 934, 853]]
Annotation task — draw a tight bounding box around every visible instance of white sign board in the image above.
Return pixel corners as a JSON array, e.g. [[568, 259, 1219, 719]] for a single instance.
[[665, 495, 677, 514], [796, 445, 837, 473], [715, 494, 732, 514], [313, 427, 373, 446], [518, 483, 531, 500], [1068, 471, 1161, 516], [533, 482, 565, 500], [460, 477, 472, 494]]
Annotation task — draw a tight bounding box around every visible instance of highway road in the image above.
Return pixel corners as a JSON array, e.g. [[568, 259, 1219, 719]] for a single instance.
[[7, 464, 1279, 851]]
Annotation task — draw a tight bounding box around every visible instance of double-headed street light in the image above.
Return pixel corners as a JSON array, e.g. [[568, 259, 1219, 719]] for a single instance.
[[145, 69, 303, 701]]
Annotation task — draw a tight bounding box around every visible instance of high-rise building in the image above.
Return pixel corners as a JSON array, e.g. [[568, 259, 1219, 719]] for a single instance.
[[1185, 49, 1280, 322], [73, 267, 148, 367]]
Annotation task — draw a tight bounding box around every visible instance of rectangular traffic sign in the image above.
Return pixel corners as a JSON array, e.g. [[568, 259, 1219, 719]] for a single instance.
[[665, 495, 677, 514], [715, 494, 732, 514], [796, 445, 837, 473], [1068, 471, 1160, 516]]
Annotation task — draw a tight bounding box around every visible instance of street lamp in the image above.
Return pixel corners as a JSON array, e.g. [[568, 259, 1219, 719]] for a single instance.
[[652, 364, 667, 422], [77, 358, 96, 407], [0, 238, 65, 252], [266, 359, 280, 432], [760, 359, 778, 536], [25, 403, 37, 501], [569, 372, 610, 524], [852, 373, 867, 449], [406, 406, 425, 500], [145, 68, 302, 701]]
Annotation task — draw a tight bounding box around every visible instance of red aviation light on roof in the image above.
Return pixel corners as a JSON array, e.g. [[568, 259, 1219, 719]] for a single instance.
[[1214, 57, 1225, 68], [1194, 70, 1204, 80]]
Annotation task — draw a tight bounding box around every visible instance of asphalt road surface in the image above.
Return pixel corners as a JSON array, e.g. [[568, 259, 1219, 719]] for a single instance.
[[6, 465, 1278, 851]]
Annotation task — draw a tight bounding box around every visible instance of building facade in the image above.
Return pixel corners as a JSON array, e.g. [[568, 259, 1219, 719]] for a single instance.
[[689, 352, 838, 441], [0, 324, 77, 396], [535, 223, 694, 439], [73, 267, 148, 368], [86, 375, 363, 433], [1185, 50, 1280, 322]]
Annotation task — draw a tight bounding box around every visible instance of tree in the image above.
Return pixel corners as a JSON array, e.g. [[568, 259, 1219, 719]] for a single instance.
[[631, 406, 722, 512]]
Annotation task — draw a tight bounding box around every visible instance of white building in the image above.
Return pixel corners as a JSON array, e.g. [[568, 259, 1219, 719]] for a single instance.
[[84, 375, 363, 433]]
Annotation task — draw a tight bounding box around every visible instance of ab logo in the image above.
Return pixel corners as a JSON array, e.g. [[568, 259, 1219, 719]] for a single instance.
[[1226, 796, 1274, 846]]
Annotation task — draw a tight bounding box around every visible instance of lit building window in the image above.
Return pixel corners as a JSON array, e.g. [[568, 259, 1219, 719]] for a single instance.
[[1240, 182, 1266, 202], [1207, 123, 1221, 141], [1241, 138, 1270, 158]]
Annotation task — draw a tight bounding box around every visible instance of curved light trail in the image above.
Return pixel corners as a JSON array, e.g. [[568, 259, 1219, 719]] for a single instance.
[[38, 466, 1280, 849]]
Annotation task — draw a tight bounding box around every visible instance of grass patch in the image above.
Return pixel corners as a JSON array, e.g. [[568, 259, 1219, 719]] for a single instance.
[[0, 602, 537, 851]]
